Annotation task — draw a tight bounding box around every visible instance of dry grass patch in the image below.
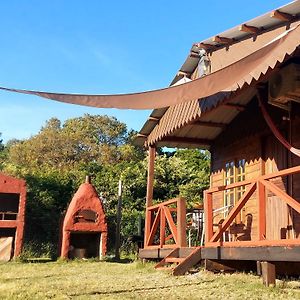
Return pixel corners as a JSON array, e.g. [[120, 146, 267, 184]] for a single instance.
[[0, 260, 300, 299]]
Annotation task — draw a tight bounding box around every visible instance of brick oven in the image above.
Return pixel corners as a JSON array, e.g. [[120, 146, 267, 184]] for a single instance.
[[60, 177, 107, 259], [0, 173, 26, 261]]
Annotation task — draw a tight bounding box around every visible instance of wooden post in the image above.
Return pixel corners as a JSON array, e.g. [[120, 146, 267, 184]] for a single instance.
[[261, 261, 276, 286], [160, 207, 166, 248], [115, 180, 122, 260], [146, 146, 156, 207], [177, 198, 187, 247], [256, 261, 262, 276], [204, 191, 213, 243], [144, 146, 156, 247], [257, 181, 266, 240]]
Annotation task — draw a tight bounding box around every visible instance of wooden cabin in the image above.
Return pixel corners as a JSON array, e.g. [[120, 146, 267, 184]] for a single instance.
[[137, 2, 300, 278]]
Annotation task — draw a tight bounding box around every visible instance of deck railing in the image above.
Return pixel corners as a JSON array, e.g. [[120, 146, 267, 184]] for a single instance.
[[144, 197, 187, 249], [204, 165, 300, 247]]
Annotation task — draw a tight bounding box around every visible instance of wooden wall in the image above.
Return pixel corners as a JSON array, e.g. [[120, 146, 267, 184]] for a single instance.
[[209, 97, 300, 241], [291, 111, 300, 237]]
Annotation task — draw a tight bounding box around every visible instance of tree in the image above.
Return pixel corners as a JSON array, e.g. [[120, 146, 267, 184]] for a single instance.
[[152, 149, 210, 207], [0, 133, 6, 170], [2, 116, 211, 256], [0, 133, 3, 151], [6, 114, 140, 174]]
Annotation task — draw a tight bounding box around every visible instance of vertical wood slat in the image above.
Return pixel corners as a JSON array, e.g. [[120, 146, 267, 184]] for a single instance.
[[257, 180, 266, 240], [144, 209, 152, 247], [163, 206, 179, 244], [146, 208, 161, 246], [144, 146, 156, 247], [204, 191, 213, 243], [160, 207, 166, 248], [177, 197, 187, 247]]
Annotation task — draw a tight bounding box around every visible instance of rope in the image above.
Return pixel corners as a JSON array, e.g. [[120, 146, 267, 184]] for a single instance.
[[257, 92, 300, 158]]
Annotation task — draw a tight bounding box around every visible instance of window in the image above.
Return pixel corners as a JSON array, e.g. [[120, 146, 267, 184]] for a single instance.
[[223, 159, 246, 221], [236, 159, 246, 200], [224, 161, 235, 209]]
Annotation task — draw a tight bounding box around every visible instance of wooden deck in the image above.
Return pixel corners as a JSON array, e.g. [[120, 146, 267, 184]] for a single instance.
[[139, 244, 300, 262]]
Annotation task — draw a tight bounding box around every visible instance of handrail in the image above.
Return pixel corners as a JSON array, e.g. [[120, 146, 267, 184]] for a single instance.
[[147, 198, 179, 210], [204, 165, 300, 246], [206, 165, 300, 194], [144, 197, 187, 249]]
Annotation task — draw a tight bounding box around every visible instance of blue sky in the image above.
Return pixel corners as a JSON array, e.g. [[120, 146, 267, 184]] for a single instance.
[[0, 0, 289, 142]]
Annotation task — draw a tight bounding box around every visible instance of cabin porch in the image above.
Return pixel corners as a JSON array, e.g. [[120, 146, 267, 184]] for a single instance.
[[139, 164, 300, 277]]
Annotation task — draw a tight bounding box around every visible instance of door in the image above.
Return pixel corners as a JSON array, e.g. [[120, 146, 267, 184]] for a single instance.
[[263, 134, 290, 240]]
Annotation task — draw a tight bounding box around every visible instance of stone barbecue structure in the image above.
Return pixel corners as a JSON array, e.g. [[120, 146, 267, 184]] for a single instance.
[[0, 173, 26, 261], [60, 177, 107, 259]]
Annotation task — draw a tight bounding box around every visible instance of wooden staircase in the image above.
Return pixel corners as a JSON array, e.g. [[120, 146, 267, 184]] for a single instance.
[[155, 247, 202, 276]]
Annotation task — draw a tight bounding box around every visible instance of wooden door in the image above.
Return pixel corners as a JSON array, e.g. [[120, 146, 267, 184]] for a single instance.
[[263, 135, 290, 240]]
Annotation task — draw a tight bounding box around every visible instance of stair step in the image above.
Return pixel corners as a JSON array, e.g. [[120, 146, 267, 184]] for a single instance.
[[173, 247, 202, 276], [165, 257, 185, 263]]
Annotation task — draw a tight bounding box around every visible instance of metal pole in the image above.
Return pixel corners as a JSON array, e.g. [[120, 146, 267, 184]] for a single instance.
[[115, 180, 122, 260]]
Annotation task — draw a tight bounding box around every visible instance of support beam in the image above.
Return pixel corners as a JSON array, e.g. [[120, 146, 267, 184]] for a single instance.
[[148, 116, 159, 122], [261, 262, 276, 286], [177, 70, 192, 78], [204, 191, 213, 243], [270, 10, 294, 22], [193, 120, 227, 129], [146, 146, 156, 208], [193, 43, 216, 51], [159, 207, 166, 248], [223, 103, 246, 111], [257, 181, 266, 240], [190, 51, 200, 58], [239, 24, 260, 34], [202, 245, 300, 261], [177, 70, 190, 77], [161, 136, 212, 146], [177, 198, 187, 247], [144, 146, 156, 247], [212, 36, 234, 44]]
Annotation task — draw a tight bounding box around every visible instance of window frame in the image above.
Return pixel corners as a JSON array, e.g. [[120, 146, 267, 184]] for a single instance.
[[223, 159, 246, 222]]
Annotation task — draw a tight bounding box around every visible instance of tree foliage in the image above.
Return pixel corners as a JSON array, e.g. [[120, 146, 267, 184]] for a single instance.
[[1, 115, 210, 256]]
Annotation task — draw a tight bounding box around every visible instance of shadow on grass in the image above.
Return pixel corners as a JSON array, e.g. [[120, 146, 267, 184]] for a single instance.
[[1, 274, 57, 282], [69, 280, 215, 297], [22, 258, 54, 263], [104, 257, 134, 264]]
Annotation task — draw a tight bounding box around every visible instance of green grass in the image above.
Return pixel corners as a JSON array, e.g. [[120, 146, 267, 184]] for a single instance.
[[0, 260, 300, 299]]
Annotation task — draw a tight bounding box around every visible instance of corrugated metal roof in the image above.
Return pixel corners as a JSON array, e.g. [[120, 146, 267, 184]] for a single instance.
[[174, 0, 300, 85], [137, 1, 300, 148]]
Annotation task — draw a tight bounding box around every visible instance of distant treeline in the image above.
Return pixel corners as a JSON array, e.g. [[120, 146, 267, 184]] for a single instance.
[[0, 114, 210, 257]]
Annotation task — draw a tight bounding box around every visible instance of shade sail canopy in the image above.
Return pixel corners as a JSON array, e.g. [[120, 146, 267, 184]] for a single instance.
[[1, 25, 300, 110]]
